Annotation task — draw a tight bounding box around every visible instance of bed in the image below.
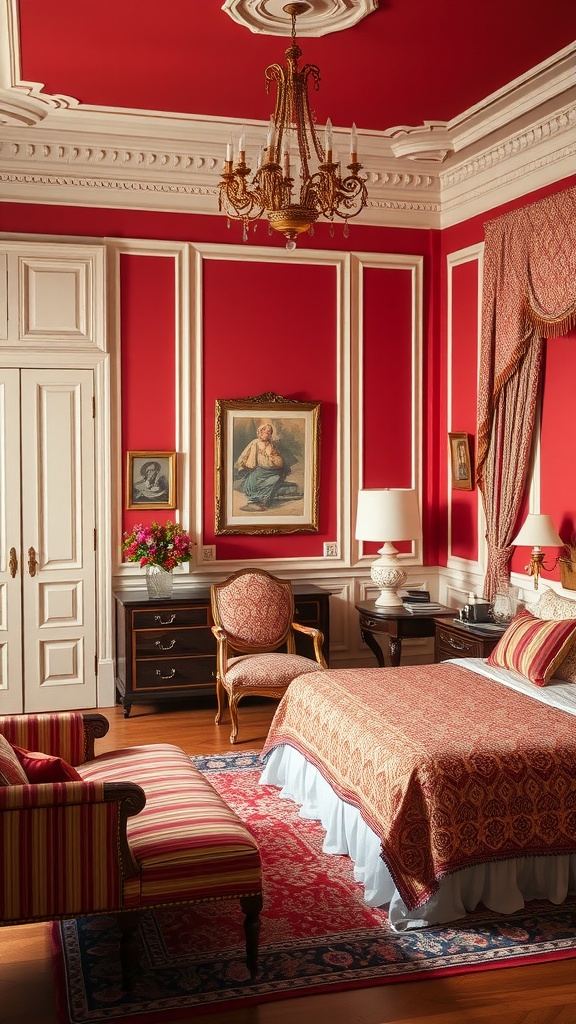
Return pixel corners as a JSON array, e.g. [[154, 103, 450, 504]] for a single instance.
[[260, 593, 576, 931]]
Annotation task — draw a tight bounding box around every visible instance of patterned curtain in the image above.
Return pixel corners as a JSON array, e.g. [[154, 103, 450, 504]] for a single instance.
[[477, 186, 576, 600]]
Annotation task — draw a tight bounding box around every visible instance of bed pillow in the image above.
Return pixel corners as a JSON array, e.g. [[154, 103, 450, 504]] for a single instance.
[[531, 589, 576, 683], [0, 734, 29, 785], [487, 609, 576, 686], [12, 744, 82, 783]]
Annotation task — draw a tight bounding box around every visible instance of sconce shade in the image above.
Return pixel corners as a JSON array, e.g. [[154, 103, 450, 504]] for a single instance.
[[512, 514, 562, 548], [512, 513, 562, 591], [355, 489, 422, 543]]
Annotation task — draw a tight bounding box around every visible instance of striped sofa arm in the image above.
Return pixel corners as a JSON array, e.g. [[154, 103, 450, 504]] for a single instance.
[[0, 712, 109, 765], [0, 778, 145, 923]]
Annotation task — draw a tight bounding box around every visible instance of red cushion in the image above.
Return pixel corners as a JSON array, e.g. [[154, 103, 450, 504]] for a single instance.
[[12, 744, 82, 783]]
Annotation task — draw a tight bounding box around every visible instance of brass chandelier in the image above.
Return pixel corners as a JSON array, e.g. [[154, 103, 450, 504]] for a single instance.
[[218, 1, 368, 250]]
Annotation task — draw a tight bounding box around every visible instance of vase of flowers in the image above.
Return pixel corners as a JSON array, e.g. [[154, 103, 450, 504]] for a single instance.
[[122, 521, 193, 599]]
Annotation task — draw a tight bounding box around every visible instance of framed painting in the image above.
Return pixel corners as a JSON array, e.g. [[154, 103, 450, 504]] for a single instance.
[[214, 392, 321, 535], [448, 432, 473, 491], [126, 451, 176, 509]]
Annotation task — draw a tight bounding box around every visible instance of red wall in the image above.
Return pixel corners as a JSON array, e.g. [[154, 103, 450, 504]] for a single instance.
[[0, 201, 435, 561], [121, 253, 176, 536], [3, 170, 574, 572]]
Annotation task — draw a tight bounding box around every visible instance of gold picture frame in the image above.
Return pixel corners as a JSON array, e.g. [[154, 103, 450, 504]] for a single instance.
[[126, 451, 176, 509], [448, 432, 473, 491], [215, 392, 321, 535]]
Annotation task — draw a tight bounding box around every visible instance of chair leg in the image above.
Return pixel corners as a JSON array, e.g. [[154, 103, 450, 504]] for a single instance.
[[214, 676, 227, 724], [229, 696, 240, 744], [240, 894, 262, 979]]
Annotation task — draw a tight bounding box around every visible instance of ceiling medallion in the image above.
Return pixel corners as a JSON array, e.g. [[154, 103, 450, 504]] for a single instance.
[[222, 0, 378, 37]]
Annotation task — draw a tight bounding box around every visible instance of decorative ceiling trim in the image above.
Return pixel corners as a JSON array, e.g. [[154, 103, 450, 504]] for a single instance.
[[221, 0, 378, 37], [0, 1, 573, 231]]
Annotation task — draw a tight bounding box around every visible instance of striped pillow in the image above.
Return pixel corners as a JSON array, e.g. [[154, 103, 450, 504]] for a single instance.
[[487, 609, 576, 686], [0, 734, 29, 785]]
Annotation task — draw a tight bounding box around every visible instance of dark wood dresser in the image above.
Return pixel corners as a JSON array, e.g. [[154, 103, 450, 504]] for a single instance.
[[115, 583, 330, 717]]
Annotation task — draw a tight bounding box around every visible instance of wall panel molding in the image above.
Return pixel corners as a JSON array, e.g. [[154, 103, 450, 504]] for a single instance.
[[446, 243, 485, 576], [351, 252, 424, 570]]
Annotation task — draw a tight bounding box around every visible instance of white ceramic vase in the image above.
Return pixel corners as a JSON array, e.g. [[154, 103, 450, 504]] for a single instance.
[[145, 564, 174, 600]]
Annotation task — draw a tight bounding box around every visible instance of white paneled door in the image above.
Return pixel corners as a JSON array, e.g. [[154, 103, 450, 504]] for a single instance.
[[0, 368, 96, 713]]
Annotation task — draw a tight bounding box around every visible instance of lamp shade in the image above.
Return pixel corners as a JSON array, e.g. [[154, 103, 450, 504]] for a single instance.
[[512, 514, 562, 548], [355, 489, 422, 543]]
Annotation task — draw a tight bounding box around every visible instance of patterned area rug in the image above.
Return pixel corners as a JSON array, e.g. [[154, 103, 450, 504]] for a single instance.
[[52, 751, 576, 1023]]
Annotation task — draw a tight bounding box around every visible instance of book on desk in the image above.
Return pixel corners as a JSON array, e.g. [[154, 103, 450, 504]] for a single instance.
[[402, 601, 444, 614]]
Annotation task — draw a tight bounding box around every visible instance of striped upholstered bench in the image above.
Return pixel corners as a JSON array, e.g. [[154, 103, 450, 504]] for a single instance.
[[0, 712, 262, 981]]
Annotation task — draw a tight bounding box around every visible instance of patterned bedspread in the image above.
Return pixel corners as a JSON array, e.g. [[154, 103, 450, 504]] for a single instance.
[[261, 664, 576, 910]]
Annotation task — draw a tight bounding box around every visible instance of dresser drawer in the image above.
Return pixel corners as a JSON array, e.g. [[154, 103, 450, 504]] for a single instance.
[[132, 605, 210, 629], [434, 621, 501, 662], [134, 627, 215, 658], [133, 656, 215, 691], [294, 598, 321, 624], [436, 627, 484, 659]]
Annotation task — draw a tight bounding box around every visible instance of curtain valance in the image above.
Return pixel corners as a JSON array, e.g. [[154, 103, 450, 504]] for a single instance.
[[478, 186, 576, 487]]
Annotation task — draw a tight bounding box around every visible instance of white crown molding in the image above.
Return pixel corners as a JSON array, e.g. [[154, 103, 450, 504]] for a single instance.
[[0, 1, 573, 231], [221, 0, 378, 37]]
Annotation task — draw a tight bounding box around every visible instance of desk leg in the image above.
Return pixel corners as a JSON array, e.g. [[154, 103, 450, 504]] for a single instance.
[[360, 628, 386, 668], [389, 638, 402, 667]]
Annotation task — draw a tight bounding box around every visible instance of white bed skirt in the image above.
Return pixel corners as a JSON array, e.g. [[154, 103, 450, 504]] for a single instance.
[[260, 744, 576, 931]]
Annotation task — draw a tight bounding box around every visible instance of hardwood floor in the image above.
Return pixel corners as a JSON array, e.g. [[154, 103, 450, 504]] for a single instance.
[[2, 699, 576, 1024]]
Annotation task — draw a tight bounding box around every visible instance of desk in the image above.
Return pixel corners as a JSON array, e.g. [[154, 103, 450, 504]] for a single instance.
[[355, 601, 454, 667]]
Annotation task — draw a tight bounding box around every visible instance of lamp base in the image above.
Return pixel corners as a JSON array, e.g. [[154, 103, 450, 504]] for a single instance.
[[370, 544, 408, 607]]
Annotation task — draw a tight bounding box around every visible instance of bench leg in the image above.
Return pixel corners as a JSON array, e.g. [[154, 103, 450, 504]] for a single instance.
[[240, 894, 262, 979], [117, 910, 140, 991]]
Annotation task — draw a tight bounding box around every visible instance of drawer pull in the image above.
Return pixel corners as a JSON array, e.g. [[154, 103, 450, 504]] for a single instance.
[[156, 668, 176, 680], [155, 638, 176, 651], [154, 613, 176, 625], [446, 635, 468, 651]]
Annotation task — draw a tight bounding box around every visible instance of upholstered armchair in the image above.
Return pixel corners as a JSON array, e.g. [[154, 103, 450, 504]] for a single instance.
[[211, 568, 327, 744]]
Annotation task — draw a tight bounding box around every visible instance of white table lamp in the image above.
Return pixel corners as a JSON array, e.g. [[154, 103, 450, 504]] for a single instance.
[[356, 489, 422, 606], [512, 513, 563, 589]]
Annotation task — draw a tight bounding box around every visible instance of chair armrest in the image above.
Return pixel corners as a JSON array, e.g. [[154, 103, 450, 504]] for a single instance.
[[0, 779, 146, 923], [291, 622, 327, 667], [0, 711, 109, 765]]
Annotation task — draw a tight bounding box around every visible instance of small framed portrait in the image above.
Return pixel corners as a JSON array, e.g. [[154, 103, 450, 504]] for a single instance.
[[448, 432, 473, 491], [126, 451, 176, 509], [214, 392, 321, 535]]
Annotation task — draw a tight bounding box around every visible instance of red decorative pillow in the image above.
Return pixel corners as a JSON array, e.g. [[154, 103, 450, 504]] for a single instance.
[[12, 744, 82, 783], [0, 734, 29, 785], [487, 609, 576, 686]]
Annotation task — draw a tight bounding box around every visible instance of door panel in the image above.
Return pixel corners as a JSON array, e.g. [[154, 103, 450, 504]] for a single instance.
[[0, 369, 23, 713], [21, 369, 96, 712]]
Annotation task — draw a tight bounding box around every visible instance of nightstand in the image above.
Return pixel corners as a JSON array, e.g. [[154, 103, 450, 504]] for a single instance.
[[434, 617, 505, 662]]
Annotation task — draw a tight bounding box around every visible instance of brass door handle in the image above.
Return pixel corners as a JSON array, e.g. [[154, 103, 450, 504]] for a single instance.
[[28, 546, 38, 577], [9, 547, 18, 578]]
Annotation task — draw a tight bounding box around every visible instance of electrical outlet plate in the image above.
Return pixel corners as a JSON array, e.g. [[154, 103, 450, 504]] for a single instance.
[[202, 545, 216, 562], [323, 542, 338, 557]]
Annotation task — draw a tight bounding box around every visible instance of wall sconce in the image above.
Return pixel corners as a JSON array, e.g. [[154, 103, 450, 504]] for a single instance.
[[511, 513, 563, 589], [355, 489, 422, 606]]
